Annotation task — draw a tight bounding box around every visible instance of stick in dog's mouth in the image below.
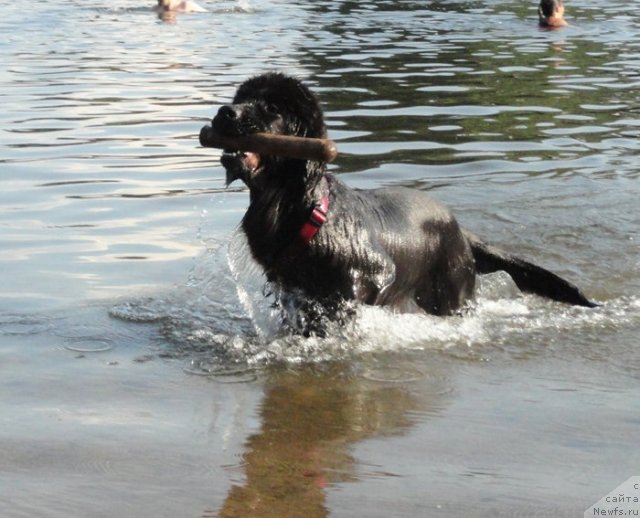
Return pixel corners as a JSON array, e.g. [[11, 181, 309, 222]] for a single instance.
[[199, 125, 338, 163]]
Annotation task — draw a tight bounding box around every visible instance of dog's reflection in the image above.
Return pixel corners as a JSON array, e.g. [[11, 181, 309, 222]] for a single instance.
[[216, 362, 446, 517]]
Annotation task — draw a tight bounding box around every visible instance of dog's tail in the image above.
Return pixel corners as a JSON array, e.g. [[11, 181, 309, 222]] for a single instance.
[[462, 229, 597, 308]]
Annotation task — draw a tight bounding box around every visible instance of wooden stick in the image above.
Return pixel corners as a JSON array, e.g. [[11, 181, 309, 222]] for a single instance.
[[199, 125, 338, 163]]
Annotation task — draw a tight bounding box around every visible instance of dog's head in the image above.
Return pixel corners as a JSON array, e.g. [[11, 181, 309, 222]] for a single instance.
[[212, 72, 326, 187]]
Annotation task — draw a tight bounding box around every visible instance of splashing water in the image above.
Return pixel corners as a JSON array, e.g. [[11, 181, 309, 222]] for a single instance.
[[110, 231, 638, 368]]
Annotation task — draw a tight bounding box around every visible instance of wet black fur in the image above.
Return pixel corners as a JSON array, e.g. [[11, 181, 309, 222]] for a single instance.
[[211, 72, 596, 334]]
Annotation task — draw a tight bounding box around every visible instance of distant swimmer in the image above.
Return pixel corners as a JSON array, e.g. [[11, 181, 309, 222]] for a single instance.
[[538, 0, 568, 28], [155, 0, 206, 13]]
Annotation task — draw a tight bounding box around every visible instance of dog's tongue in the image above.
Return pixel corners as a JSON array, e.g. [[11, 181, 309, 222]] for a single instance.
[[242, 151, 260, 171]]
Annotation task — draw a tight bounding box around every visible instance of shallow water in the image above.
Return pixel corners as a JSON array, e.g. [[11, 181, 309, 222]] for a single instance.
[[1, 0, 639, 516]]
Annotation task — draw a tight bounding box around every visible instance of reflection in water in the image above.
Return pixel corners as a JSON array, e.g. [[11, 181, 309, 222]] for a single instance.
[[217, 363, 435, 517], [157, 11, 177, 24]]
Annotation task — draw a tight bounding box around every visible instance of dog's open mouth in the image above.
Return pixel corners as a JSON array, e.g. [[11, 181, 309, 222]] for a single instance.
[[221, 149, 262, 173]]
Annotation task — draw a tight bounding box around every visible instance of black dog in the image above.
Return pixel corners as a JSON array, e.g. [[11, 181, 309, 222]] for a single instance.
[[208, 72, 596, 333]]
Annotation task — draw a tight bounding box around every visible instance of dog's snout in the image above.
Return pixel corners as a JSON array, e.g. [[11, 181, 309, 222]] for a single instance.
[[217, 105, 239, 121], [212, 104, 245, 135]]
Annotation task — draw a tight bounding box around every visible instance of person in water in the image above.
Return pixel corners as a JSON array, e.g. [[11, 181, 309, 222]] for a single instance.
[[538, 0, 568, 28], [155, 0, 206, 13]]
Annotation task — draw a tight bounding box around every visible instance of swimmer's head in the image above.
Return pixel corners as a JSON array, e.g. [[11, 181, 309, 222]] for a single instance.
[[539, 0, 567, 27]]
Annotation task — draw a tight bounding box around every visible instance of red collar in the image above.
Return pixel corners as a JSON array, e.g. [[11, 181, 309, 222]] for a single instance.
[[299, 194, 330, 244]]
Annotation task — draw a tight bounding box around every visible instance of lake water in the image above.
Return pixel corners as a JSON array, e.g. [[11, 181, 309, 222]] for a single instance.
[[1, 0, 639, 516]]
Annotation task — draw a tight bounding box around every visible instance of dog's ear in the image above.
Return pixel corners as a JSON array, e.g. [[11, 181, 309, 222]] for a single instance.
[[287, 79, 326, 140]]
